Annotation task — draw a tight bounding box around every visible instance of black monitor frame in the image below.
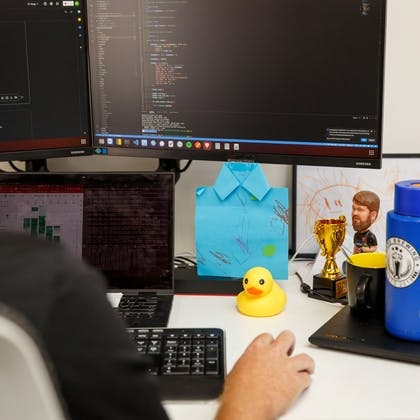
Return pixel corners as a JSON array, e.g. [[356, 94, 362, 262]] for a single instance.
[[0, 1, 92, 166], [87, 0, 386, 170]]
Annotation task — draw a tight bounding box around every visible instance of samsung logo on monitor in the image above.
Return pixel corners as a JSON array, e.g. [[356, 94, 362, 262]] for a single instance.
[[355, 162, 373, 167]]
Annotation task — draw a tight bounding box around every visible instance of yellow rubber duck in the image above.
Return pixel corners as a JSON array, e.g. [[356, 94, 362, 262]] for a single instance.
[[236, 266, 287, 317]]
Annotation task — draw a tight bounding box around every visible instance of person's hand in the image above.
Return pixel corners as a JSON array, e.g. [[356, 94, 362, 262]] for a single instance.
[[215, 330, 315, 420]]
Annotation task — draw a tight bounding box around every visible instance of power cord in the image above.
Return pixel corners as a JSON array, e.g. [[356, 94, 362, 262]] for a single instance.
[[8, 161, 24, 172], [174, 254, 196, 269], [295, 270, 347, 305], [289, 235, 347, 305]]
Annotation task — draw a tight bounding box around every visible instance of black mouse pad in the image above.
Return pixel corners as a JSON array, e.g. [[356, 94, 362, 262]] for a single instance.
[[309, 306, 420, 364]]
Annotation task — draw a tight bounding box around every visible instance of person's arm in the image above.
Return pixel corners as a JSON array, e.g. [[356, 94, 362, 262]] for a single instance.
[[45, 248, 170, 420], [360, 244, 377, 253], [216, 330, 315, 420], [0, 233, 169, 420]]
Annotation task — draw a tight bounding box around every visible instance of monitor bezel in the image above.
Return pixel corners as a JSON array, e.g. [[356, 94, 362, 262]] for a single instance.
[[89, 0, 387, 170]]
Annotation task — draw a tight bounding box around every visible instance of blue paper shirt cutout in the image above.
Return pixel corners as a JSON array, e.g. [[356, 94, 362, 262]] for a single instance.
[[195, 162, 288, 279]]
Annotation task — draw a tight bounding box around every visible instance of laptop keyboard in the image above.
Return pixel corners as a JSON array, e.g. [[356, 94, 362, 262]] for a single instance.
[[126, 327, 225, 400], [116, 293, 173, 328]]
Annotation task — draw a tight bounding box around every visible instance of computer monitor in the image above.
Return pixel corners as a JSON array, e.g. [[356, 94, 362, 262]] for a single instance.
[[0, 1, 91, 167], [87, 0, 386, 170]]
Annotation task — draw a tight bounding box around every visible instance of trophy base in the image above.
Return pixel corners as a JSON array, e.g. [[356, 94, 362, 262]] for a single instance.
[[311, 274, 347, 299]]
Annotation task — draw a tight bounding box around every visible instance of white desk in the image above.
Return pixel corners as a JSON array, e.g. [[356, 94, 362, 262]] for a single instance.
[[161, 273, 420, 420]]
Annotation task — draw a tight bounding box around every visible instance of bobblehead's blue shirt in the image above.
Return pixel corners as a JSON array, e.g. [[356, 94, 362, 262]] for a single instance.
[[195, 162, 288, 279]]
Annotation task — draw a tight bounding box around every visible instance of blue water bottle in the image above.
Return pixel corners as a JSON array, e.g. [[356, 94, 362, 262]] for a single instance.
[[386, 180, 420, 341]]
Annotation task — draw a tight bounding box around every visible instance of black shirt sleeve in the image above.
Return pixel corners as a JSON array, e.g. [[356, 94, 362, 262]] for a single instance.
[[0, 233, 169, 420]]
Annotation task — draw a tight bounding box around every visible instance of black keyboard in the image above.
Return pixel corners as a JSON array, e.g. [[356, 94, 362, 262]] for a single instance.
[[126, 327, 226, 400]]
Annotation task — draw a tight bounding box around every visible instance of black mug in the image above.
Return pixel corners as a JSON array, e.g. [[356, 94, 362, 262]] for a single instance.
[[346, 252, 386, 317]]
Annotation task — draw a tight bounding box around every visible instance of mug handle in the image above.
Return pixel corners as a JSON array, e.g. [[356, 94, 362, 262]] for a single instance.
[[356, 274, 371, 309]]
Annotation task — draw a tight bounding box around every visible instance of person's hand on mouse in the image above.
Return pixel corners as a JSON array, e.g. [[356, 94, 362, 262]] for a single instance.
[[216, 330, 315, 420]]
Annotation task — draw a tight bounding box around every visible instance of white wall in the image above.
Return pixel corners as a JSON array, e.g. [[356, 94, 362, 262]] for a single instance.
[[2, 0, 419, 255], [381, 0, 420, 153]]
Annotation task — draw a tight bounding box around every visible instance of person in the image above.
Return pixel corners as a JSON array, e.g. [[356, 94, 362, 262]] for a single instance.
[[0, 232, 315, 420], [351, 190, 380, 254]]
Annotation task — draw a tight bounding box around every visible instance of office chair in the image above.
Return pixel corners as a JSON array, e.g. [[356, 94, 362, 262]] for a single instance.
[[0, 304, 68, 420]]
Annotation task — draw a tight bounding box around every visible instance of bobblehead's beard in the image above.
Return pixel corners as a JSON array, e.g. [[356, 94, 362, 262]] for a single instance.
[[352, 217, 372, 232]]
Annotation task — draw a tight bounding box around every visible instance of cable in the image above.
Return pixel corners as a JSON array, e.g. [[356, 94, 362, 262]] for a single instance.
[[288, 234, 316, 279], [295, 270, 347, 305], [8, 161, 23, 172], [289, 234, 317, 266], [289, 234, 347, 305], [174, 255, 196, 268], [179, 160, 192, 173]]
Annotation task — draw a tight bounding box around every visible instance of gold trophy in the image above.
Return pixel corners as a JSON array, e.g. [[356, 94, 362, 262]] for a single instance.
[[313, 216, 347, 299]]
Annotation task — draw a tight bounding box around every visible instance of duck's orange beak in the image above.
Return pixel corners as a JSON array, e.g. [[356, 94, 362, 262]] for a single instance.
[[247, 287, 262, 296]]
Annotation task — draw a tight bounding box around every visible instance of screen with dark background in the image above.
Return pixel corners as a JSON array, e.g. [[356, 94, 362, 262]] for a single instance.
[[0, 1, 91, 160], [88, 0, 386, 168]]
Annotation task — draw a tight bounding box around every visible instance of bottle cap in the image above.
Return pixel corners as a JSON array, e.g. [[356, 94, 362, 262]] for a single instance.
[[395, 180, 420, 217]]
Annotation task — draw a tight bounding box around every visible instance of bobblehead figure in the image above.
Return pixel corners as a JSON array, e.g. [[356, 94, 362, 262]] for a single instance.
[[351, 190, 380, 254]]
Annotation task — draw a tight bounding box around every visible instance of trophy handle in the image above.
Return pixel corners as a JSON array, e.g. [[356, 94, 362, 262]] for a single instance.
[[314, 221, 327, 256]]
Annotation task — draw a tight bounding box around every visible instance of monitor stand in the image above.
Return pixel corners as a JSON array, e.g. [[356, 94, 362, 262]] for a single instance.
[[156, 158, 192, 183], [25, 159, 49, 172], [174, 266, 243, 295]]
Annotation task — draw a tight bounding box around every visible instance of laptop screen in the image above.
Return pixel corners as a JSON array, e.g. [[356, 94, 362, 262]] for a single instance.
[[0, 172, 174, 291]]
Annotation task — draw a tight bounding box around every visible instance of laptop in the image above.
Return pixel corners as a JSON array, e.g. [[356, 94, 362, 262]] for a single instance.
[[309, 306, 420, 364], [0, 171, 175, 328]]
